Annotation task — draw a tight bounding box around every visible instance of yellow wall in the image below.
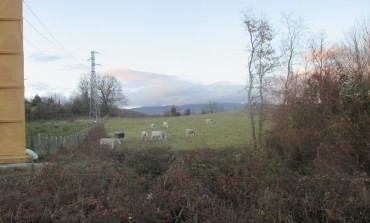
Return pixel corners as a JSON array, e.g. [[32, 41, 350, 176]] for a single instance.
[[0, 0, 31, 163]]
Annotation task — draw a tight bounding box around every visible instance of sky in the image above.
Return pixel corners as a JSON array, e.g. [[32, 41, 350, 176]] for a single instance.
[[22, 0, 369, 108]]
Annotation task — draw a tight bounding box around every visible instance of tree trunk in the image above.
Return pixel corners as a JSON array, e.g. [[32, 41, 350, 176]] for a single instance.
[[258, 73, 264, 143], [247, 76, 257, 150]]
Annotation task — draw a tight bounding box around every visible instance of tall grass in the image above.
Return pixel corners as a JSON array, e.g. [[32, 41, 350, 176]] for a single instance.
[[105, 110, 251, 150]]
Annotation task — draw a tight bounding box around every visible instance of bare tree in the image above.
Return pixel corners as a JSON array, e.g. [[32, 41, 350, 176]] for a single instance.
[[73, 74, 91, 114], [96, 75, 128, 115], [74, 73, 128, 116], [170, 105, 180, 116], [244, 10, 278, 148], [307, 32, 335, 74], [342, 18, 370, 79], [280, 13, 306, 105], [206, 100, 219, 113], [267, 18, 370, 175]]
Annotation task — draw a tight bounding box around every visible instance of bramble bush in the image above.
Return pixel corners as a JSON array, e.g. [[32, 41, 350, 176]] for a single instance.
[[267, 67, 369, 177], [1, 125, 369, 222]]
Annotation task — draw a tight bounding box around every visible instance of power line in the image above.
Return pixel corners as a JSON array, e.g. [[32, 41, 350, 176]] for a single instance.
[[23, 37, 84, 71], [23, 17, 88, 69], [23, 0, 74, 59], [22, 0, 87, 67], [23, 17, 66, 55], [24, 37, 48, 56]]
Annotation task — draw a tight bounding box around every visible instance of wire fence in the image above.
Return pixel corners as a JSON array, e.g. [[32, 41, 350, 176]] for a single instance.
[[25, 115, 108, 157]]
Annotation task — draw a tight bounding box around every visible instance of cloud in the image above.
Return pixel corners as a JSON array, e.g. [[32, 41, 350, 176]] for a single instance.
[[102, 68, 246, 107], [62, 63, 90, 71], [28, 53, 65, 62], [24, 67, 246, 107], [25, 82, 73, 99]]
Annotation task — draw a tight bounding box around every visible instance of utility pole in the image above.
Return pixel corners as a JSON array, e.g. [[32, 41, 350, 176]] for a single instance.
[[89, 50, 100, 121]]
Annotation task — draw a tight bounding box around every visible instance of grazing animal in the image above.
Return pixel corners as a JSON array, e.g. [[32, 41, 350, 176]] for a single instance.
[[114, 131, 125, 139], [151, 130, 166, 140], [100, 138, 121, 149], [185, 128, 196, 137], [142, 131, 149, 140], [206, 119, 213, 125], [163, 122, 169, 128], [151, 123, 157, 129]]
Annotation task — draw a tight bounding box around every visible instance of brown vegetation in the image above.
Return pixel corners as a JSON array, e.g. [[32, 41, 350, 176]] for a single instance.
[[1, 126, 369, 222], [266, 31, 370, 177]]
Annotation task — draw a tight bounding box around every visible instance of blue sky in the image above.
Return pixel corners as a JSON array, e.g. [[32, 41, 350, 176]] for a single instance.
[[22, 0, 369, 107]]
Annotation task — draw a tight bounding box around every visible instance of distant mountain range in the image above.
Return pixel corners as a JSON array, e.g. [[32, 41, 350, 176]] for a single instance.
[[130, 102, 246, 115]]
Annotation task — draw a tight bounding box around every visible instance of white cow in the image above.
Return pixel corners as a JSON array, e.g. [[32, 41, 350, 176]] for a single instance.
[[100, 138, 121, 149], [151, 123, 157, 129], [163, 122, 169, 128], [206, 119, 213, 125], [186, 129, 196, 137], [151, 130, 166, 140], [142, 131, 149, 140]]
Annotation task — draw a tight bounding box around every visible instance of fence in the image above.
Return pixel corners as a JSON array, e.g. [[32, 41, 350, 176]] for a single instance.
[[26, 115, 108, 157]]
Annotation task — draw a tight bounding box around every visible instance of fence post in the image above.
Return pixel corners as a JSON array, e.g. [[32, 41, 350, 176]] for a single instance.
[[30, 131, 34, 151], [38, 134, 41, 151], [26, 115, 109, 155], [50, 136, 53, 151]]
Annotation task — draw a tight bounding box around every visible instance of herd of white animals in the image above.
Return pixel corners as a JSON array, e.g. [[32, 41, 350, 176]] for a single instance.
[[23, 118, 214, 159], [99, 118, 213, 149]]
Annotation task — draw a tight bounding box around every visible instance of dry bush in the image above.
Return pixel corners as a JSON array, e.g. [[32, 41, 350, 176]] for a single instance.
[[267, 66, 370, 177], [1, 125, 369, 222]]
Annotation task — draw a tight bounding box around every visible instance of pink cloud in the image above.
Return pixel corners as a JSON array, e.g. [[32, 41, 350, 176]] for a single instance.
[[96, 67, 244, 107]]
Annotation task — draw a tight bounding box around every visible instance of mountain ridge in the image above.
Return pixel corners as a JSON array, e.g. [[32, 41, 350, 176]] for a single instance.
[[130, 102, 246, 115]]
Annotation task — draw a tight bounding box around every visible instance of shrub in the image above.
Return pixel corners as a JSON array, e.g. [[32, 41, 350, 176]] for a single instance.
[[267, 67, 370, 176], [1, 126, 369, 222], [125, 148, 174, 177]]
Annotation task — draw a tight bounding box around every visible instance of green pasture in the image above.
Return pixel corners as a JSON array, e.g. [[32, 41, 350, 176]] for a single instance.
[[26, 118, 92, 137], [105, 110, 251, 150]]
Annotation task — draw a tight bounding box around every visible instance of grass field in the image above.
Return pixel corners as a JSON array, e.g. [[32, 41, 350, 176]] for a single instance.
[[105, 110, 251, 151], [26, 118, 92, 137], [8, 110, 367, 222], [24, 110, 253, 151], [25, 118, 93, 152]]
